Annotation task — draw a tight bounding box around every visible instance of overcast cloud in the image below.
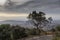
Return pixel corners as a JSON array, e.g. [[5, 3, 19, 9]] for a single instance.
[[0, 0, 60, 20], [0, 0, 59, 14]]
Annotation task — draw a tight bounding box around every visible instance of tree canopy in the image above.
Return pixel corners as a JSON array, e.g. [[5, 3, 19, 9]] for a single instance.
[[28, 11, 53, 29]]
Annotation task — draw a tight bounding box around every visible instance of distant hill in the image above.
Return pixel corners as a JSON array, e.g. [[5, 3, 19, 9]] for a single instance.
[[0, 20, 25, 24], [0, 20, 60, 29], [0, 20, 34, 28]]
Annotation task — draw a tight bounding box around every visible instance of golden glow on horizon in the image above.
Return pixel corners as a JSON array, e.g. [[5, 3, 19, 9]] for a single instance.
[[0, 12, 29, 20], [0, 12, 28, 17], [0, 12, 59, 20]]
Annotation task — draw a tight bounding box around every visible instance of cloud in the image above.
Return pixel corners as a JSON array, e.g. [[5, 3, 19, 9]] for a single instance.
[[0, 12, 60, 20], [0, 12, 28, 20], [46, 14, 60, 20], [0, 0, 7, 6], [0, 0, 59, 14], [0, 0, 60, 20], [0, 12, 28, 17]]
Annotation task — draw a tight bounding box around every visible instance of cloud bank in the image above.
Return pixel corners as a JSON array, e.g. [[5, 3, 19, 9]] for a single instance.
[[0, 12, 28, 21], [0, 0, 60, 14], [0, 0, 60, 20]]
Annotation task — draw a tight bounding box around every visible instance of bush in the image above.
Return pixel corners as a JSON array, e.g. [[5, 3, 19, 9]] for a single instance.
[[0, 24, 28, 40], [12, 26, 28, 39], [56, 25, 60, 31], [0, 24, 41, 40], [53, 25, 60, 40], [27, 28, 41, 35], [0, 24, 11, 40]]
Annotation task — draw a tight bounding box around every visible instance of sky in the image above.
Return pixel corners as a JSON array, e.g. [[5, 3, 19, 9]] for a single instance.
[[0, 0, 60, 21]]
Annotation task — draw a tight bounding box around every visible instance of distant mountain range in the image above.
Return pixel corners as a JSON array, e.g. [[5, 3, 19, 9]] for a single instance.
[[0, 20, 25, 24], [0, 20, 60, 29], [0, 20, 34, 28], [0, 20, 60, 24]]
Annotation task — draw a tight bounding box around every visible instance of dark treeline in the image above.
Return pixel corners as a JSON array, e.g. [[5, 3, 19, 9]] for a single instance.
[[53, 25, 60, 40], [0, 24, 41, 40]]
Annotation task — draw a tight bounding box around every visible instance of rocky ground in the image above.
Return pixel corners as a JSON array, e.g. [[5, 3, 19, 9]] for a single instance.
[[19, 35, 53, 40]]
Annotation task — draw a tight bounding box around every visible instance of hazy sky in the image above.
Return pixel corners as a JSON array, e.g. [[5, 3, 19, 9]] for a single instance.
[[0, 0, 60, 21]]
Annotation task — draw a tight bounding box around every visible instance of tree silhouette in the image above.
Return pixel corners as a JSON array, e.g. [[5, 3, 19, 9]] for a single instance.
[[28, 11, 52, 32], [48, 17, 53, 24]]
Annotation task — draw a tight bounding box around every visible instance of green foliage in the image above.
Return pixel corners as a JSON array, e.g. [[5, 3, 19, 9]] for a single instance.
[[53, 25, 60, 40], [0, 24, 41, 40], [28, 28, 41, 35], [12, 26, 28, 39], [0, 24, 28, 40], [0, 24, 11, 40], [53, 35, 60, 40], [51, 28, 56, 32], [27, 11, 52, 29], [56, 25, 60, 31]]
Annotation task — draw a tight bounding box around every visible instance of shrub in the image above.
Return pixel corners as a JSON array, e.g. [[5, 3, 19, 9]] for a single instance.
[[56, 25, 60, 31], [0, 24, 41, 40], [0, 24, 11, 40], [12, 25, 28, 39], [27, 28, 41, 35]]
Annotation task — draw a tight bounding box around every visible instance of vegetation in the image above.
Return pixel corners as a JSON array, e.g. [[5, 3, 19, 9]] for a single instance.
[[56, 25, 60, 31], [27, 28, 41, 35], [27, 11, 52, 33], [0, 24, 42, 40], [0, 11, 53, 40], [53, 25, 60, 40]]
